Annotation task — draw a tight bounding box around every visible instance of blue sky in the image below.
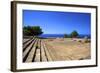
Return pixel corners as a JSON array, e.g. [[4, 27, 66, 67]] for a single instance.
[[23, 10, 91, 35]]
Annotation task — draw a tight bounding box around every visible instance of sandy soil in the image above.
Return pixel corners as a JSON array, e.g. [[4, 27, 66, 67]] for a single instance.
[[43, 38, 91, 61]]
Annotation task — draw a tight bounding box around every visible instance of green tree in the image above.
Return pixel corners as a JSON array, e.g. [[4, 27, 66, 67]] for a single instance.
[[64, 34, 68, 38], [23, 26, 43, 36], [70, 30, 79, 38], [23, 26, 32, 36], [31, 26, 43, 36]]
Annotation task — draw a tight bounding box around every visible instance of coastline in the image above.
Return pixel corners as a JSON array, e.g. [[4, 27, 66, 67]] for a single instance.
[[40, 34, 91, 39]]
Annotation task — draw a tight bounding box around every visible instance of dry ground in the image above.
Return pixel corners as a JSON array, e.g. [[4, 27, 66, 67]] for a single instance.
[[43, 38, 91, 61]]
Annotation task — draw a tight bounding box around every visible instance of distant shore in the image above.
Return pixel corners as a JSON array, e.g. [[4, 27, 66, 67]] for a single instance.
[[40, 34, 91, 39]]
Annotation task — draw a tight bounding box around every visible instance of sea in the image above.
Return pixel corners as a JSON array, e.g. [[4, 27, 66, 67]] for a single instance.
[[40, 34, 91, 38]]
